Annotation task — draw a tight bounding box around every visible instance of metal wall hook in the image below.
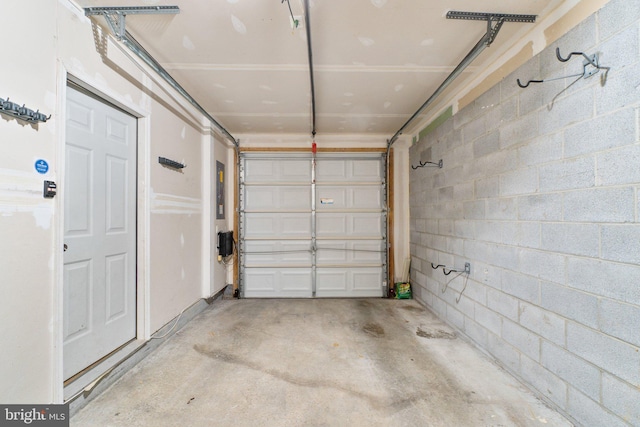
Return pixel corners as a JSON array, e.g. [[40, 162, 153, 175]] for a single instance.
[[0, 97, 50, 123], [516, 47, 610, 89], [412, 159, 443, 170], [430, 262, 471, 275], [158, 157, 186, 169], [556, 47, 596, 65]]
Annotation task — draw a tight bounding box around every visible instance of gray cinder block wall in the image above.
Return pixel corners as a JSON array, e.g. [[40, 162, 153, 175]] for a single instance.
[[408, 1, 640, 425]]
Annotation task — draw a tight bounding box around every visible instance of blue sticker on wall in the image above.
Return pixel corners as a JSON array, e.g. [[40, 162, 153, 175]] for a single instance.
[[35, 159, 49, 174]]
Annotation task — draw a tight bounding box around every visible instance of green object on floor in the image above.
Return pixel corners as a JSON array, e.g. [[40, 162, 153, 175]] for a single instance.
[[395, 282, 412, 299]]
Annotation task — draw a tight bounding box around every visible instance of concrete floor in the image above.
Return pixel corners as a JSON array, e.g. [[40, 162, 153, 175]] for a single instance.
[[72, 299, 571, 426]]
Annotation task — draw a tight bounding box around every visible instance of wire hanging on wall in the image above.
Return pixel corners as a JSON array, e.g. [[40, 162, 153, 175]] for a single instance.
[[412, 159, 443, 170], [281, 0, 299, 28]]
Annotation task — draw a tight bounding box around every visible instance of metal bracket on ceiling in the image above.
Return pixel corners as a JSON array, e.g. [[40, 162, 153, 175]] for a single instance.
[[446, 11, 537, 23], [386, 11, 536, 149], [84, 4, 238, 147], [85, 6, 180, 40], [446, 11, 537, 47]]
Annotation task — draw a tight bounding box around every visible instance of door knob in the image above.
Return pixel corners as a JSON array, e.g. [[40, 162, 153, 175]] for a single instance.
[[63, 244, 68, 252]]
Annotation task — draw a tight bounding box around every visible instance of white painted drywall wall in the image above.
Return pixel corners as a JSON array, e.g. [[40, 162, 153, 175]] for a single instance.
[[0, 0, 228, 403]]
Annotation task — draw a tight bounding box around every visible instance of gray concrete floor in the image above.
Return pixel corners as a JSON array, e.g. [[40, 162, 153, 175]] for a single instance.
[[72, 299, 571, 426]]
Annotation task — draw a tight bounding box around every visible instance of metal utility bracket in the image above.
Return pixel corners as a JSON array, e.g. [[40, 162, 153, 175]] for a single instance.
[[517, 47, 610, 88], [158, 157, 185, 169], [431, 262, 471, 276], [517, 48, 610, 109], [386, 11, 536, 148], [446, 11, 537, 45], [0, 97, 50, 123], [84, 5, 238, 146], [85, 6, 180, 40]]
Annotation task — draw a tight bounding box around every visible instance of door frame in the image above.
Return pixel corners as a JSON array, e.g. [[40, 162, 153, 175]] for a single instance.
[[53, 67, 151, 403]]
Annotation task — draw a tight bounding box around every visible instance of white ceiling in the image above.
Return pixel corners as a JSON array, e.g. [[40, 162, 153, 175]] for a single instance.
[[77, 0, 561, 138]]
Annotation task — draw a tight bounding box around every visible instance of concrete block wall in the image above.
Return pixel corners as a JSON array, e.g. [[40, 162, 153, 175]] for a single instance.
[[409, 1, 640, 425]]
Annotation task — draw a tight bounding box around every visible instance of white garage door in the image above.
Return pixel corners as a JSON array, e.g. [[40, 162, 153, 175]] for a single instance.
[[240, 152, 387, 298]]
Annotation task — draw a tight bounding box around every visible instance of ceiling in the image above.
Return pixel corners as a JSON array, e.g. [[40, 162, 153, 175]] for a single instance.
[[77, 0, 561, 139]]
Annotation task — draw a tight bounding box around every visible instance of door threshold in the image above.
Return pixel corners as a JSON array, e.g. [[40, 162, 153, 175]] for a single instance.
[[64, 338, 146, 402]]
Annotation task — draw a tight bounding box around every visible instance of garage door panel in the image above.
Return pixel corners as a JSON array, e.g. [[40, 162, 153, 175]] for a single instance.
[[244, 159, 310, 182], [316, 186, 382, 210], [316, 212, 383, 238], [245, 185, 311, 211], [353, 269, 384, 291], [244, 213, 311, 238], [316, 158, 382, 182], [241, 153, 385, 299], [315, 270, 347, 292], [315, 160, 345, 181], [244, 268, 312, 298], [352, 214, 383, 236], [316, 268, 383, 297], [316, 214, 347, 236], [244, 240, 312, 265], [352, 160, 383, 180], [316, 240, 384, 264], [353, 187, 383, 209]]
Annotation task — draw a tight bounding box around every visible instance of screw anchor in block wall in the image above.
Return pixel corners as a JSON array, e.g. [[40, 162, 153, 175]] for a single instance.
[[464, 262, 471, 274]]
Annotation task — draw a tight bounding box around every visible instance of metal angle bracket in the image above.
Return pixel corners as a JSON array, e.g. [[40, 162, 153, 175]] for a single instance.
[[85, 6, 180, 40], [446, 11, 536, 46], [446, 11, 536, 23]]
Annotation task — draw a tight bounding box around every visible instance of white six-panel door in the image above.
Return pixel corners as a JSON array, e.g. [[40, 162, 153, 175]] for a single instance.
[[63, 86, 137, 380], [240, 152, 386, 298]]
